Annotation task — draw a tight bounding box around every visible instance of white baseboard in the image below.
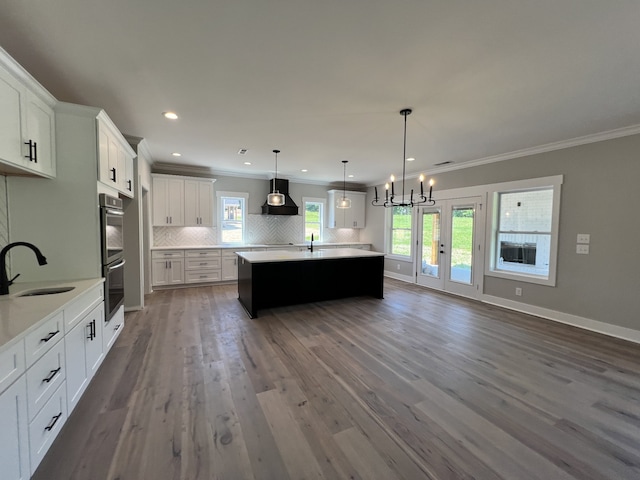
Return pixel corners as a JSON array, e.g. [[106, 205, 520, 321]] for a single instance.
[[124, 305, 143, 312], [483, 295, 640, 345], [383, 274, 640, 344], [384, 271, 414, 283]]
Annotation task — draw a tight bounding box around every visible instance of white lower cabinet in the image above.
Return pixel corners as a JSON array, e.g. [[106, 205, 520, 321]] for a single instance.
[[29, 382, 67, 473], [26, 340, 65, 422], [103, 305, 125, 353], [185, 249, 221, 284], [65, 302, 105, 414], [0, 376, 30, 480], [222, 249, 245, 281], [0, 281, 116, 478], [221, 256, 238, 281], [152, 250, 185, 286]]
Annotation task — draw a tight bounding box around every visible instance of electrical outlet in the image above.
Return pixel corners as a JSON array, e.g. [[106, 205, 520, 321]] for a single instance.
[[515, 287, 522, 296], [577, 233, 590, 244], [577, 244, 589, 254]]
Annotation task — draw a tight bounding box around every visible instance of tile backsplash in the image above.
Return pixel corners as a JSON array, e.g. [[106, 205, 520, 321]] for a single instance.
[[153, 213, 360, 247]]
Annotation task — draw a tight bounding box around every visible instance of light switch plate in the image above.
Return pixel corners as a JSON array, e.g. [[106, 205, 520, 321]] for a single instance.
[[577, 233, 590, 244], [577, 244, 589, 254]]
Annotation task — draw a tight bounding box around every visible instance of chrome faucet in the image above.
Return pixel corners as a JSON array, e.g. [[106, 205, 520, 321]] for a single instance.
[[0, 242, 48, 295], [308, 233, 314, 253]]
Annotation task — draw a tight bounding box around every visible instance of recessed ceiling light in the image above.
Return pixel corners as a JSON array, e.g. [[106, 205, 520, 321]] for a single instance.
[[406, 157, 415, 162], [244, 161, 252, 165], [171, 152, 181, 157], [162, 111, 178, 120], [348, 174, 354, 178], [301, 169, 308, 172]]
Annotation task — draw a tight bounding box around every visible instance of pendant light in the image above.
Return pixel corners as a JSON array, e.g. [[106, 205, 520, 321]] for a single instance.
[[336, 160, 351, 209], [372, 108, 435, 207], [266, 149, 285, 206]]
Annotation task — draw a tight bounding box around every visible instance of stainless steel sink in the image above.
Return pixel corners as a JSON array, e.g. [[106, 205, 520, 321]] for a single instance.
[[17, 286, 76, 297]]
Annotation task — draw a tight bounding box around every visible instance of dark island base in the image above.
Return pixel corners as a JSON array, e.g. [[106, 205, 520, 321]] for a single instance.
[[237, 256, 384, 318]]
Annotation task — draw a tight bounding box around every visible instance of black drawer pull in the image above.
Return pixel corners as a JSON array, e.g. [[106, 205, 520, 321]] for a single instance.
[[114, 324, 122, 331], [110, 167, 117, 182], [43, 367, 62, 383], [40, 330, 60, 343], [24, 140, 34, 161], [44, 412, 62, 431]]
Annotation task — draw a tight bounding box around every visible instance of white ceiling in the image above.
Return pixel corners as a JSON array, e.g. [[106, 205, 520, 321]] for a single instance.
[[1, 1, 640, 185]]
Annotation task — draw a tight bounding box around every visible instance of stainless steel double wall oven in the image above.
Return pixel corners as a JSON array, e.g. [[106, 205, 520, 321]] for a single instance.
[[99, 194, 125, 320]]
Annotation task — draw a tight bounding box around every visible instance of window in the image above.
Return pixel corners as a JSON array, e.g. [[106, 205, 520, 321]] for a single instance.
[[388, 206, 413, 258], [303, 198, 325, 241], [216, 191, 248, 244], [486, 176, 562, 286]]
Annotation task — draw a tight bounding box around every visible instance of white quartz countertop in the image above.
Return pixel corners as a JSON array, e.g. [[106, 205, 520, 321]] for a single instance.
[[0, 278, 104, 350], [151, 242, 370, 250], [237, 248, 384, 263]]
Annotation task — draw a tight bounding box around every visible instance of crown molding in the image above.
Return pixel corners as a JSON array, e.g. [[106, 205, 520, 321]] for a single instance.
[[367, 123, 640, 186]]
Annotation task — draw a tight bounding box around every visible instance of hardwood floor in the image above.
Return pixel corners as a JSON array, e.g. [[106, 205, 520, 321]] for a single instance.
[[33, 279, 640, 479]]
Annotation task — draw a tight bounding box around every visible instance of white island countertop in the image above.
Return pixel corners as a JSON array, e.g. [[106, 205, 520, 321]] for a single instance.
[[237, 247, 384, 263], [0, 278, 104, 350]]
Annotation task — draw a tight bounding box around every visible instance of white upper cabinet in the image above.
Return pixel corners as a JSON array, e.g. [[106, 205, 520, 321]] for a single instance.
[[97, 113, 135, 197], [184, 179, 214, 226], [152, 174, 216, 227], [152, 175, 185, 226], [24, 91, 56, 177], [327, 190, 366, 228], [0, 49, 56, 178]]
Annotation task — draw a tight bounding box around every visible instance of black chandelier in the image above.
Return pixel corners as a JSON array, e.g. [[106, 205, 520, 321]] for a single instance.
[[372, 108, 435, 208]]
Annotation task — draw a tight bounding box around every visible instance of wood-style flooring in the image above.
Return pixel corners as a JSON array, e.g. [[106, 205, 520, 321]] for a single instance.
[[33, 279, 640, 479]]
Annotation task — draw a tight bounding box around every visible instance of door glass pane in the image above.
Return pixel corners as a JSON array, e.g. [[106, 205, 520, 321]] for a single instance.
[[450, 206, 474, 284], [421, 211, 440, 278]]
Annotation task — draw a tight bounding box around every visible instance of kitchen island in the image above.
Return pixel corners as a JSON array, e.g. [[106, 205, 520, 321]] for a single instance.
[[237, 248, 385, 318]]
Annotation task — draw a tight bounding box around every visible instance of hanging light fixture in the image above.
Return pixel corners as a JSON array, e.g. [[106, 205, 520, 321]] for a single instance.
[[372, 108, 435, 208], [336, 160, 351, 209], [266, 149, 285, 206]]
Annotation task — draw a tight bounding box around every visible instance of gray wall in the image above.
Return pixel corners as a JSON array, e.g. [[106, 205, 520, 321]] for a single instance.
[[7, 109, 102, 282], [363, 133, 640, 331]]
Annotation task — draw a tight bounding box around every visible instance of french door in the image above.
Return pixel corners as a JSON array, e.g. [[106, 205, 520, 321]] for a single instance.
[[416, 196, 484, 299]]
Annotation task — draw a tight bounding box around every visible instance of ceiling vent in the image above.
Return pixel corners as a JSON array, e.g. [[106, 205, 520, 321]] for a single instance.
[[434, 160, 453, 166], [238, 148, 248, 155]]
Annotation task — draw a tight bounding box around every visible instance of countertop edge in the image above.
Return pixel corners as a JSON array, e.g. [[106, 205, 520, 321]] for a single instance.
[[237, 247, 385, 263], [0, 278, 104, 352]]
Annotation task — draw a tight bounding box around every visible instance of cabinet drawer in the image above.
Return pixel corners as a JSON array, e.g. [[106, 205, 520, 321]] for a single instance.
[[64, 284, 103, 333], [185, 269, 222, 283], [29, 381, 67, 474], [25, 310, 64, 367], [104, 304, 125, 353], [185, 257, 221, 270], [185, 249, 221, 258], [0, 340, 25, 395], [151, 250, 184, 259], [26, 339, 65, 421]]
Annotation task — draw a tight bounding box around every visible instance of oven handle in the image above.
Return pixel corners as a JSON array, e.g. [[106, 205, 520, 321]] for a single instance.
[[107, 259, 126, 271], [105, 208, 124, 216]]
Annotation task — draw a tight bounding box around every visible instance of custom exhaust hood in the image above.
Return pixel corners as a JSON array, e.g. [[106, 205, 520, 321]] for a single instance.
[[261, 179, 299, 215]]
